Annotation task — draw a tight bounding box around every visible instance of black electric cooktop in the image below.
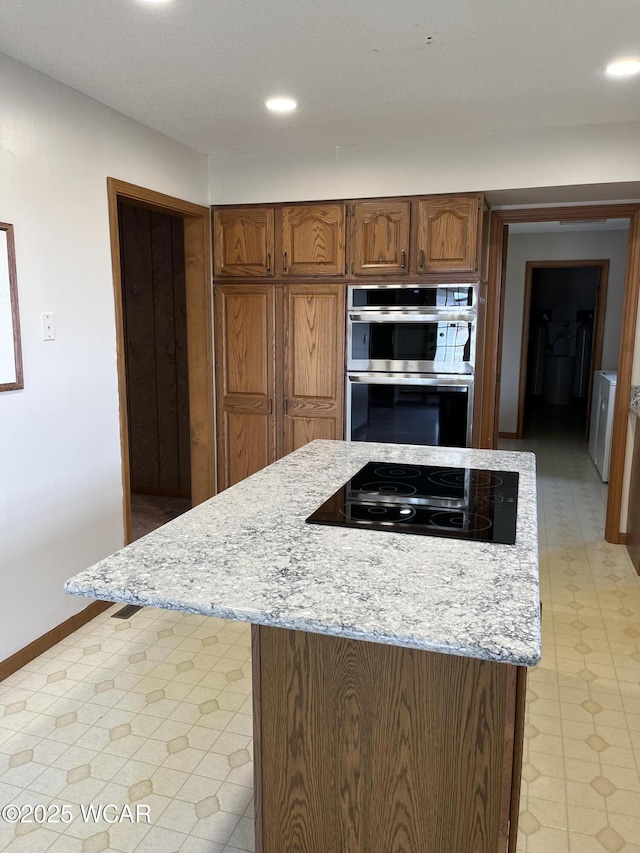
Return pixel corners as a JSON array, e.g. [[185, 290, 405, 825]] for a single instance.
[[306, 462, 519, 545]]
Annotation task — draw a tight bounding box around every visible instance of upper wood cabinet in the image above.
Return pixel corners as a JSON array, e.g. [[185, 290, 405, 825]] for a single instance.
[[416, 195, 480, 274], [350, 201, 410, 276], [212, 193, 486, 280], [214, 284, 276, 490], [281, 205, 346, 276], [213, 208, 274, 277], [282, 284, 345, 454]]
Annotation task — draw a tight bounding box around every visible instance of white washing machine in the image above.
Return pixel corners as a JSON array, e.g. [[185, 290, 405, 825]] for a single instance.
[[588, 370, 617, 481]]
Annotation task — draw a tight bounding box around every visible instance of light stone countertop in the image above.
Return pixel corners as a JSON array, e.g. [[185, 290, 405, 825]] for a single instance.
[[65, 440, 541, 666]]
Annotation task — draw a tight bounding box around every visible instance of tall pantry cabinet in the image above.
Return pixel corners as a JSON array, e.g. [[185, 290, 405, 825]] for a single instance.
[[214, 282, 345, 491]]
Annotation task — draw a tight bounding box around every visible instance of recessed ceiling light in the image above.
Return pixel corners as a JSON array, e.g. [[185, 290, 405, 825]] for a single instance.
[[265, 97, 298, 113], [605, 58, 640, 77], [139, 0, 173, 4]]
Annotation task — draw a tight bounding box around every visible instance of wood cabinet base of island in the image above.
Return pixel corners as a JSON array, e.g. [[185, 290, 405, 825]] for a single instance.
[[251, 625, 526, 853]]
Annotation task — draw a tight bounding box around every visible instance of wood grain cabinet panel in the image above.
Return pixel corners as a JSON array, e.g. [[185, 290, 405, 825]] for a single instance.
[[254, 626, 522, 853], [351, 200, 410, 276], [213, 208, 274, 277], [282, 284, 345, 454], [214, 283, 345, 485], [416, 195, 480, 274], [214, 285, 276, 489], [281, 204, 346, 276]]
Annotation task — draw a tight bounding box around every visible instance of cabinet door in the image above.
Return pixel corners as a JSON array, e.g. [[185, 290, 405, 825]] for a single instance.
[[351, 201, 410, 276], [282, 285, 345, 454], [417, 196, 479, 274], [215, 285, 276, 489], [213, 208, 274, 277], [281, 204, 346, 276]]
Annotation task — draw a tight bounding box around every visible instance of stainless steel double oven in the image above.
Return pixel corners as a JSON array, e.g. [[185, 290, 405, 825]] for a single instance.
[[346, 283, 476, 447]]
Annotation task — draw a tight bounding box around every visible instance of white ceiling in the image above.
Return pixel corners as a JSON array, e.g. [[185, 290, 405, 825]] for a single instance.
[[509, 219, 630, 234], [1, 0, 639, 157]]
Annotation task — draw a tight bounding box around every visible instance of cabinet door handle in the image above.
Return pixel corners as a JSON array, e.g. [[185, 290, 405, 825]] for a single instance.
[[268, 398, 273, 414], [283, 252, 288, 273], [418, 249, 425, 269], [401, 250, 406, 270], [284, 398, 289, 415], [266, 253, 271, 272]]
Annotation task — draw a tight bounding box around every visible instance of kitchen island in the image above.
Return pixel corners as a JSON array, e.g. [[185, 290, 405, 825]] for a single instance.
[[66, 439, 541, 853]]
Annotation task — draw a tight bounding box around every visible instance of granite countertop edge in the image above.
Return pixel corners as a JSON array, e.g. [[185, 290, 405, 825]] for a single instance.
[[65, 440, 542, 669], [63, 581, 541, 667]]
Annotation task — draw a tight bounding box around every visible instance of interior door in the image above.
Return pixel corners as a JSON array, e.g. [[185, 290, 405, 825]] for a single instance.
[[282, 284, 345, 453], [215, 284, 276, 489]]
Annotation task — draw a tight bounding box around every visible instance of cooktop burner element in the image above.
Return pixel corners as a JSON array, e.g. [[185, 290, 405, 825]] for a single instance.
[[360, 481, 418, 497], [306, 461, 519, 544], [374, 465, 423, 479], [427, 469, 503, 489]]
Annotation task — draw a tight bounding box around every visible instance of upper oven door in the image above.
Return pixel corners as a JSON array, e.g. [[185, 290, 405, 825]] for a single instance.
[[348, 283, 476, 313], [347, 316, 476, 374], [347, 283, 476, 374]]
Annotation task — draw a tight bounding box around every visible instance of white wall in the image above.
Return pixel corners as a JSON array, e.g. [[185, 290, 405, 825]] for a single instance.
[[498, 230, 629, 434], [208, 120, 640, 204], [0, 55, 209, 661]]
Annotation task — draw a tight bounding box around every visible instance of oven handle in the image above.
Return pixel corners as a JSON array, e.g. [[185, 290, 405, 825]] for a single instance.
[[348, 311, 475, 323], [347, 372, 473, 387]]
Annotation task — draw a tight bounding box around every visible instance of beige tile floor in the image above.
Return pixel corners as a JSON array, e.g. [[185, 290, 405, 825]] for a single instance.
[[0, 612, 254, 852], [1, 420, 639, 852], [501, 416, 640, 853]]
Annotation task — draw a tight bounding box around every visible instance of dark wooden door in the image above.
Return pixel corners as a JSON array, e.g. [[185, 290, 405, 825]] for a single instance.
[[281, 204, 346, 276], [282, 284, 345, 453], [213, 208, 274, 277], [119, 202, 191, 498], [417, 196, 479, 274], [351, 201, 410, 275], [215, 285, 276, 489]]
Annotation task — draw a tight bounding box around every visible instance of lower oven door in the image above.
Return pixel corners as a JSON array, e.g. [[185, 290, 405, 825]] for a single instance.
[[347, 372, 473, 448]]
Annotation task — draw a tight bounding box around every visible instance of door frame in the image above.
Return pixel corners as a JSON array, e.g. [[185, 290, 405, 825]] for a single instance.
[[514, 259, 609, 440], [107, 178, 214, 544], [481, 203, 640, 543]]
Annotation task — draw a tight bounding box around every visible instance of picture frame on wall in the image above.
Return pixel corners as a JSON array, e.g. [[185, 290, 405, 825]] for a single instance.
[[0, 222, 24, 392]]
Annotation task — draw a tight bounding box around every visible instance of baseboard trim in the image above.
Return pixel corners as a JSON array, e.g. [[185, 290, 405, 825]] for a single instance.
[[499, 431, 519, 439], [618, 532, 628, 545], [0, 600, 112, 683]]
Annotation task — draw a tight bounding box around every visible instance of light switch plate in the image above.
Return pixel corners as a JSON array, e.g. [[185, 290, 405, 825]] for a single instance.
[[42, 312, 55, 341]]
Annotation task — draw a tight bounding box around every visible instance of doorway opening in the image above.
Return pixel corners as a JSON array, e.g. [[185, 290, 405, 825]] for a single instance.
[[118, 200, 192, 540], [481, 205, 640, 542], [107, 179, 214, 544], [517, 260, 608, 441]]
